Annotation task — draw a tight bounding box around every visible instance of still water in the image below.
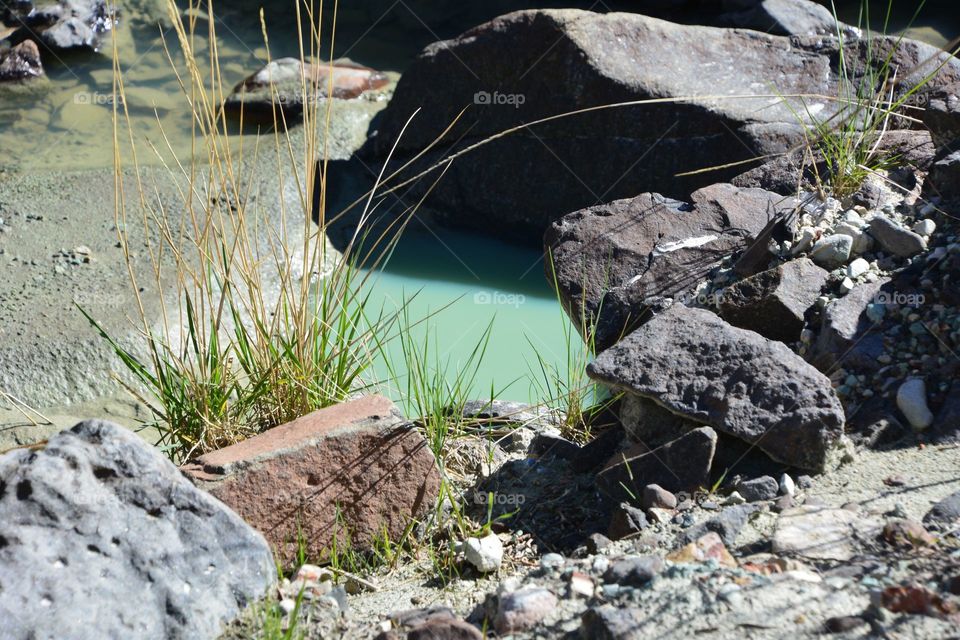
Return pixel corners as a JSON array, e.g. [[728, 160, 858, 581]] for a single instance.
[[1, 0, 956, 402]]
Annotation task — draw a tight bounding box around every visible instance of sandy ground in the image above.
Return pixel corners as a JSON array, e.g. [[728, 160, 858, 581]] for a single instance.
[[0, 93, 390, 449]]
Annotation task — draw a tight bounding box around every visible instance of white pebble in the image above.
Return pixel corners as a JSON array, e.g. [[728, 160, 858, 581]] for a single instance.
[[464, 534, 503, 572], [912, 219, 936, 237], [779, 474, 796, 497], [846, 258, 870, 279], [723, 491, 746, 505], [896, 378, 934, 431], [839, 277, 855, 295]]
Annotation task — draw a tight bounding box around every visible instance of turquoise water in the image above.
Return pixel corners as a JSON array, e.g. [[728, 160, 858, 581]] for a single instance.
[[358, 226, 582, 403]]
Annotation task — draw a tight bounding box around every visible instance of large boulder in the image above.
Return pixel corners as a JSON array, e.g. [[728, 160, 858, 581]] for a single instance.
[[0, 420, 275, 640], [546, 182, 790, 351], [360, 8, 959, 245], [587, 304, 844, 470], [717, 0, 858, 37], [182, 395, 441, 565]]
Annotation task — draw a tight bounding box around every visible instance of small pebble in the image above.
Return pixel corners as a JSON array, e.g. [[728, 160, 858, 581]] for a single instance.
[[896, 377, 934, 431], [464, 534, 503, 572], [540, 553, 565, 571], [846, 258, 870, 278], [723, 492, 746, 505], [779, 474, 796, 497], [912, 219, 936, 237]]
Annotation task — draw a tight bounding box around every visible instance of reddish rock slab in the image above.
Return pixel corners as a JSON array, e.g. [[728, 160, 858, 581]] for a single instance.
[[182, 395, 440, 565], [223, 57, 391, 120]]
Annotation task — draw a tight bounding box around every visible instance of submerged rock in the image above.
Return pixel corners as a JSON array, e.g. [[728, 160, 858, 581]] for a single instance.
[[0, 39, 43, 82], [588, 305, 844, 471], [0, 420, 275, 640]]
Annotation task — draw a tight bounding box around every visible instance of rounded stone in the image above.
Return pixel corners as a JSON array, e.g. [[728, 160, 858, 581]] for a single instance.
[[464, 534, 503, 573], [810, 234, 853, 269], [896, 378, 934, 431]]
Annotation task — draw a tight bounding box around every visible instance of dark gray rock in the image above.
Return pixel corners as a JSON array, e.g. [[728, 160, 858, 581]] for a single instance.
[[0, 40, 43, 82], [361, 8, 958, 245], [718, 258, 828, 343], [608, 503, 649, 541], [597, 427, 718, 502], [718, 0, 857, 37], [547, 183, 782, 350], [0, 420, 276, 640], [619, 394, 700, 449], [923, 490, 960, 525], [735, 476, 780, 502], [868, 216, 927, 257], [602, 556, 663, 587], [581, 605, 646, 640], [588, 305, 844, 471], [529, 434, 581, 461], [809, 278, 890, 371], [928, 150, 960, 200], [733, 130, 934, 196], [570, 426, 627, 474], [679, 504, 760, 546], [585, 532, 613, 554], [5, 0, 114, 52], [930, 380, 960, 444], [922, 82, 960, 153], [848, 397, 909, 449]]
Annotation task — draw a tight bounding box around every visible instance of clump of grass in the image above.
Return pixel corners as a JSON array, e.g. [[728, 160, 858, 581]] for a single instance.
[[252, 589, 306, 640], [382, 303, 494, 463], [527, 252, 618, 444], [86, 0, 416, 462], [796, 0, 947, 199]]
